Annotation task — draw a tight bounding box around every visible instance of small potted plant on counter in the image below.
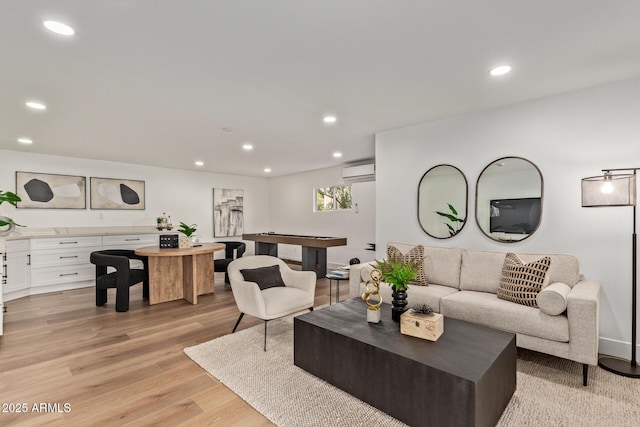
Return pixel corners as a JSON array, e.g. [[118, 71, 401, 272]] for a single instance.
[[0, 189, 24, 236]]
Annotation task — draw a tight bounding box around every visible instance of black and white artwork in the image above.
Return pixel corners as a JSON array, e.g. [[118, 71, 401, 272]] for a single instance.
[[90, 177, 145, 210], [213, 188, 244, 237], [16, 171, 86, 209]]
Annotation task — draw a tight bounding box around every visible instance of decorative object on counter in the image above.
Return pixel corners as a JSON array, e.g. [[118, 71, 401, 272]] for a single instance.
[[582, 168, 640, 379], [15, 171, 86, 209], [90, 177, 145, 210], [156, 216, 163, 230], [0, 189, 24, 236], [159, 234, 179, 249], [435, 203, 465, 237], [349, 257, 360, 265], [362, 267, 383, 323], [178, 222, 197, 248], [375, 257, 420, 321], [400, 306, 444, 341], [213, 188, 244, 237]]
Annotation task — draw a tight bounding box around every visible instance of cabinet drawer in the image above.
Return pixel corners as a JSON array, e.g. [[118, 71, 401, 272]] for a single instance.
[[102, 234, 160, 249], [7, 239, 30, 252], [30, 246, 101, 268], [31, 236, 102, 250], [31, 264, 95, 288]]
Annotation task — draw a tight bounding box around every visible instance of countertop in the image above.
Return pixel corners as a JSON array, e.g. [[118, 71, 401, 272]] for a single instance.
[[0, 226, 177, 240]]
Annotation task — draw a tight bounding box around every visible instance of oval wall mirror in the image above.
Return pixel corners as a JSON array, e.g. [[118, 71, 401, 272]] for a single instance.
[[418, 164, 468, 239], [475, 157, 543, 243]]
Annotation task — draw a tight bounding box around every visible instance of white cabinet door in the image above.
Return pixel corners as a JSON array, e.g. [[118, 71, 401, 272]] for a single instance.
[[5, 240, 30, 294]]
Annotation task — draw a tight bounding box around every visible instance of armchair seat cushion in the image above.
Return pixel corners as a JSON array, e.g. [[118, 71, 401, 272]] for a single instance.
[[262, 287, 313, 318], [96, 269, 147, 290]]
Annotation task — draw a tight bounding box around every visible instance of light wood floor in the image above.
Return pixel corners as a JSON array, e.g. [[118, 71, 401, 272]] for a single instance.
[[0, 273, 339, 426]]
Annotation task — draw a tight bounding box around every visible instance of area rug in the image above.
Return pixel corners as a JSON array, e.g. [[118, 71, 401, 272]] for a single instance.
[[184, 317, 640, 427]]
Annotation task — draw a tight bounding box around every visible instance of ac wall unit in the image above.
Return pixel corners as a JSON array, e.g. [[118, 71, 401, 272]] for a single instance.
[[342, 163, 375, 184]]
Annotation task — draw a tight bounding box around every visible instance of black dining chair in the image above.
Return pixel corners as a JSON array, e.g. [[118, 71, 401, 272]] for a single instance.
[[214, 242, 246, 284], [90, 249, 149, 312]]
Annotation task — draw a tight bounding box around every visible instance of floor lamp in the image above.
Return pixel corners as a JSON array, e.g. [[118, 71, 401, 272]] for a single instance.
[[581, 168, 640, 378]]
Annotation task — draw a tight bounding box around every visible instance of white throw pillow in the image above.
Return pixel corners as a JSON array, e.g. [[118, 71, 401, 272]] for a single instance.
[[536, 282, 571, 315]]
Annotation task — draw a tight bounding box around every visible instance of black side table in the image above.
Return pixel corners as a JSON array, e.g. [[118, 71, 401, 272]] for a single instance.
[[326, 274, 349, 305]]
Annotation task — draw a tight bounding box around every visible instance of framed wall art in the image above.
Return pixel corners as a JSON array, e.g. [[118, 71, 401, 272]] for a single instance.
[[90, 177, 145, 210], [213, 188, 244, 237], [15, 171, 86, 209]]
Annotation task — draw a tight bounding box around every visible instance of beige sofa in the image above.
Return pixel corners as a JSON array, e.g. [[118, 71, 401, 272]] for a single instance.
[[349, 243, 601, 385]]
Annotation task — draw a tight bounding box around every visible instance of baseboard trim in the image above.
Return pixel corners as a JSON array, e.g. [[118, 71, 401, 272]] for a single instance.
[[599, 336, 640, 360]]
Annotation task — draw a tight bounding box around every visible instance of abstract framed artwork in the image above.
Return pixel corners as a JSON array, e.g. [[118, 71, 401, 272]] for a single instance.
[[213, 188, 244, 237], [15, 171, 86, 209], [90, 177, 145, 210]]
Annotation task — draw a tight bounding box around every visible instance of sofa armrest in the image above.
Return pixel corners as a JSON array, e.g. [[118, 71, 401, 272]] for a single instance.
[[566, 280, 601, 365], [348, 262, 375, 299]]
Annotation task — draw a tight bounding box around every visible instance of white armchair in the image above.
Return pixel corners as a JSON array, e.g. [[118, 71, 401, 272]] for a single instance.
[[228, 255, 316, 350]]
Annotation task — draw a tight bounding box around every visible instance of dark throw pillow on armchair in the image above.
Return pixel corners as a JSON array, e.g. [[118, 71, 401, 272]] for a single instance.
[[240, 264, 287, 290]]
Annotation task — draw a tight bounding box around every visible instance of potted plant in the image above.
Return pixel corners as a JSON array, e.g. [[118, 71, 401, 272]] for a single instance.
[[375, 257, 420, 321], [0, 189, 23, 236], [177, 222, 197, 248]]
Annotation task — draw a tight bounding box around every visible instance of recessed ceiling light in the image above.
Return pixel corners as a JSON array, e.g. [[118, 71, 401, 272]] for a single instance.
[[264, 168, 271, 173], [43, 20, 75, 36], [323, 115, 337, 124], [195, 161, 204, 166], [489, 65, 512, 76], [333, 152, 342, 158], [243, 144, 253, 151], [26, 101, 47, 110], [18, 138, 33, 144]]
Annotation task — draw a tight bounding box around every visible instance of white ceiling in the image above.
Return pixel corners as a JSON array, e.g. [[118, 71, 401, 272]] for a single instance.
[[2, 1, 640, 177]]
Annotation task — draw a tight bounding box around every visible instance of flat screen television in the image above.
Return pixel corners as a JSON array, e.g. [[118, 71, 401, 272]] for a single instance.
[[489, 197, 541, 234]]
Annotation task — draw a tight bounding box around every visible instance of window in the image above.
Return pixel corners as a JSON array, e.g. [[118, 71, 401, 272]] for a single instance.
[[315, 185, 353, 212]]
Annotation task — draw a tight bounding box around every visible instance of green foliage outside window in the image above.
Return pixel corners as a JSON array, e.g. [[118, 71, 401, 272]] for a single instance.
[[315, 185, 352, 211]]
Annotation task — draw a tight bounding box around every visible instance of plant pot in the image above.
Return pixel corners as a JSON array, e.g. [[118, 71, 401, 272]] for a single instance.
[[0, 216, 16, 237], [178, 235, 193, 249], [391, 287, 408, 322]]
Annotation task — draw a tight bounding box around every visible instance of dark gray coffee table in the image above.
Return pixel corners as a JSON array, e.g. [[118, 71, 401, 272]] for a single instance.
[[294, 298, 516, 427]]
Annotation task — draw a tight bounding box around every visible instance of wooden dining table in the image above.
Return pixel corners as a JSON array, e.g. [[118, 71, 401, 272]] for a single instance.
[[135, 243, 225, 305]]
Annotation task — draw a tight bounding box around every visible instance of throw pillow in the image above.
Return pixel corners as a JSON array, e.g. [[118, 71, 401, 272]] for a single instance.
[[386, 244, 427, 286], [240, 265, 287, 290], [497, 253, 551, 307], [536, 282, 571, 315]]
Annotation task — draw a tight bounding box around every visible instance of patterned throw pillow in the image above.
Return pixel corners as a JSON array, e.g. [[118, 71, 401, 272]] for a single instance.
[[386, 244, 428, 286], [497, 253, 551, 307]]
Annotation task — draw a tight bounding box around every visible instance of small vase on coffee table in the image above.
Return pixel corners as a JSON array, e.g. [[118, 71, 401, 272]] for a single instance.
[[391, 286, 408, 322]]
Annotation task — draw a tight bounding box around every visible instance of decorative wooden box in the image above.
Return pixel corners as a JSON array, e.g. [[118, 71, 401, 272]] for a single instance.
[[400, 310, 444, 341]]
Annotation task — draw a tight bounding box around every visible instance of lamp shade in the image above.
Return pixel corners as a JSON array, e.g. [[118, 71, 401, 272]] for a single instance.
[[581, 173, 636, 207]]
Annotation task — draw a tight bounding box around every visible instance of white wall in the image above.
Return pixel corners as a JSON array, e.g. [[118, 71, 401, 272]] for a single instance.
[[376, 76, 640, 359], [0, 150, 270, 245], [267, 166, 375, 269]]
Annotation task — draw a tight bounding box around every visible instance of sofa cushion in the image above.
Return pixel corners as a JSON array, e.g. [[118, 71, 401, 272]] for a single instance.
[[497, 253, 551, 307], [387, 243, 427, 286], [423, 246, 463, 289], [460, 250, 580, 293], [537, 282, 571, 315], [441, 291, 569, 343]]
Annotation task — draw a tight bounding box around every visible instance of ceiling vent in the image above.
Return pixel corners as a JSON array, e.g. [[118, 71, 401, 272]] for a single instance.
[[342, 163, 375, 184]]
